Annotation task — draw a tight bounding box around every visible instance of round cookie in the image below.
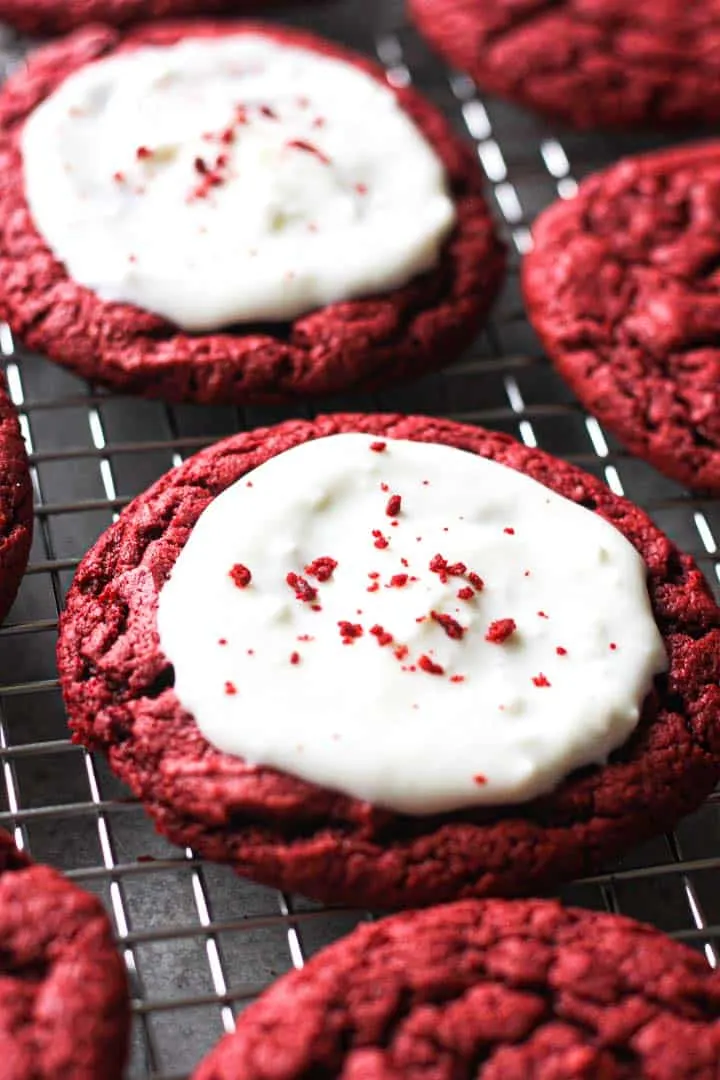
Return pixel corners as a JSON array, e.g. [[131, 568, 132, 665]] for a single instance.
[[193, 898, 720, 1080], [0, 372, 32, 623], [0, 828, 131, 1080], [523, 142, 720, 494], [0, 0, 285, 36], [0, 23, 504, 405], [408, 0, 720, 131], [56, 414, 720, 908]]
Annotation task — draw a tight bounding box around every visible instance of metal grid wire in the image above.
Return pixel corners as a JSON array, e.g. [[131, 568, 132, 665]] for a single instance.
[[0, 0, 719, 1076]]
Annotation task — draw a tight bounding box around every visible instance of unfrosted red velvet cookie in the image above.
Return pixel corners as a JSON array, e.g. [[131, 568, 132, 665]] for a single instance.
[[56, 414, 720, 908], [0, 0, 286, 35], [524, 143, 720, 494], [409, 0, 720, 131], [193, 898, 720, 1080], [0, 828, 131, 1080], [0, 372, 32, 623], [0, 22, 504, 405]]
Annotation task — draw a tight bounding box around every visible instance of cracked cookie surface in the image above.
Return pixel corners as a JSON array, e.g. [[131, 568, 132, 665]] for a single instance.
[[0, 22, 504, 405], [0, 371, 32, 624], [524, 142, 720, 494], [57, 414, 720, 908], [0, 0, 289, 35], [0, 828, 130, 1080], [409, 0, 720, 130], [193, 898, 720, 1080]]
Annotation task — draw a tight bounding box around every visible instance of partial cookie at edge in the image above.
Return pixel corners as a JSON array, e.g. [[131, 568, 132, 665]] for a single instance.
[[523, 141, 720, 494], [0, 827, 130, 1080], [193, 898, 720, 1080], [0, 371, 32, 623]]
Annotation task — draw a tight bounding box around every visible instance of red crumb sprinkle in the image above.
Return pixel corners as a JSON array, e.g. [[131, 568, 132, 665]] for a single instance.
[[431, 611, 466, 640], [524, 570, 531, 577], [338, 621, 363, 643], [304, 556, 337, 582], [112, 170, 125, 183], [355, 182, 368, 195], [218, 638, 227, 646], [311, 603, 322, 612], [419, 654, 445, 676], [538, 611, 549, 619], [136, 146, 152, 160], [394, 644, 409, 661], [246, 481, 253, 488], [485, 618, 516, 644], [504, 527, 515, 535], [368, 571, 380, 579], [247, 649, 254, 656], [370, 624, 394, 647], [457, 586, 475, 601], [312, 116, 325, 128], [224, 681, 237, 696], [370, 441, 386, 453], [229, 563, 252, 588], [367, 582, 380, 593], [286, 139, 331, 165], [372, 529, 389, 550], [297, 634, 314, 643], [467, 572, 484, 591], [259, 105, 277, 119], [388, 574, 409, 588], [609, 643, 618, 650], [400, 558, 409, 568], [532, 673, 551, 688], [220, 126, 235, 144], [286, 572, 317, 603], [194, 155, 208, 174], [450, 674, 466, 684], [473, 774, 487, 785], [556, 646, 567, 656], [380, 482, 389, 492], [290, 652, 301, 665], [386, 494, 402, 517]]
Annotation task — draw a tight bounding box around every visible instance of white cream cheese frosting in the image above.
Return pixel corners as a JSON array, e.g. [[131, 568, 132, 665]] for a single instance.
[[156, 434, 668, 815], [21, 34, 457, 330]]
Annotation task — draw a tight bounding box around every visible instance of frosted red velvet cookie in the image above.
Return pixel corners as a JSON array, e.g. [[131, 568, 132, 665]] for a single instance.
[[0, 828, 130, 1080], [57, 415, 720, 907], [0, 22, 504, 403], [193, 899, 720, 1080]]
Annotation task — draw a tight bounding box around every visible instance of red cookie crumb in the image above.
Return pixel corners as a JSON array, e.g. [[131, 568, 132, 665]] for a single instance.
[[485, 619, 516, 644], [229, 563, 252, 588]]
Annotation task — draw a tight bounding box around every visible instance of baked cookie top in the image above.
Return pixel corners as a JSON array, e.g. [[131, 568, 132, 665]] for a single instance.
[[193, 898, 720, 1080], [0, 828, 131, 1080], [524, 142, 720, 494], [409, 0, 720, 131]]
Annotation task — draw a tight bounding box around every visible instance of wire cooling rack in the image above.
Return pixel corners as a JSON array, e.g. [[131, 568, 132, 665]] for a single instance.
[[0, 1, 718, 1076]]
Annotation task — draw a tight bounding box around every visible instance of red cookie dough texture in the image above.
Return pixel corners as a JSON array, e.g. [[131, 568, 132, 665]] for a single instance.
[[57, 414, 720, 909], [0, 22, 505, 405], [0, 828, 130, 1080], [409, 0, 720, 131], [0, 371, 32, 623], [0, 0, 292, 35], [193, 898, 720, 1080], [524, 142, 720, 495]]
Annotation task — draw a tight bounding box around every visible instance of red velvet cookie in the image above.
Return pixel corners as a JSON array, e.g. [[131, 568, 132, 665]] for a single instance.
[[523, 142, 720, 494], [0, 372, 32, 623], [409, 0, 720, 131], [0, 0, 286, 35], [193, 898, 720, 1080], [0, 828, 131, 1080], [0, 22, 504, 405], [56, 414, 720, 908]]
